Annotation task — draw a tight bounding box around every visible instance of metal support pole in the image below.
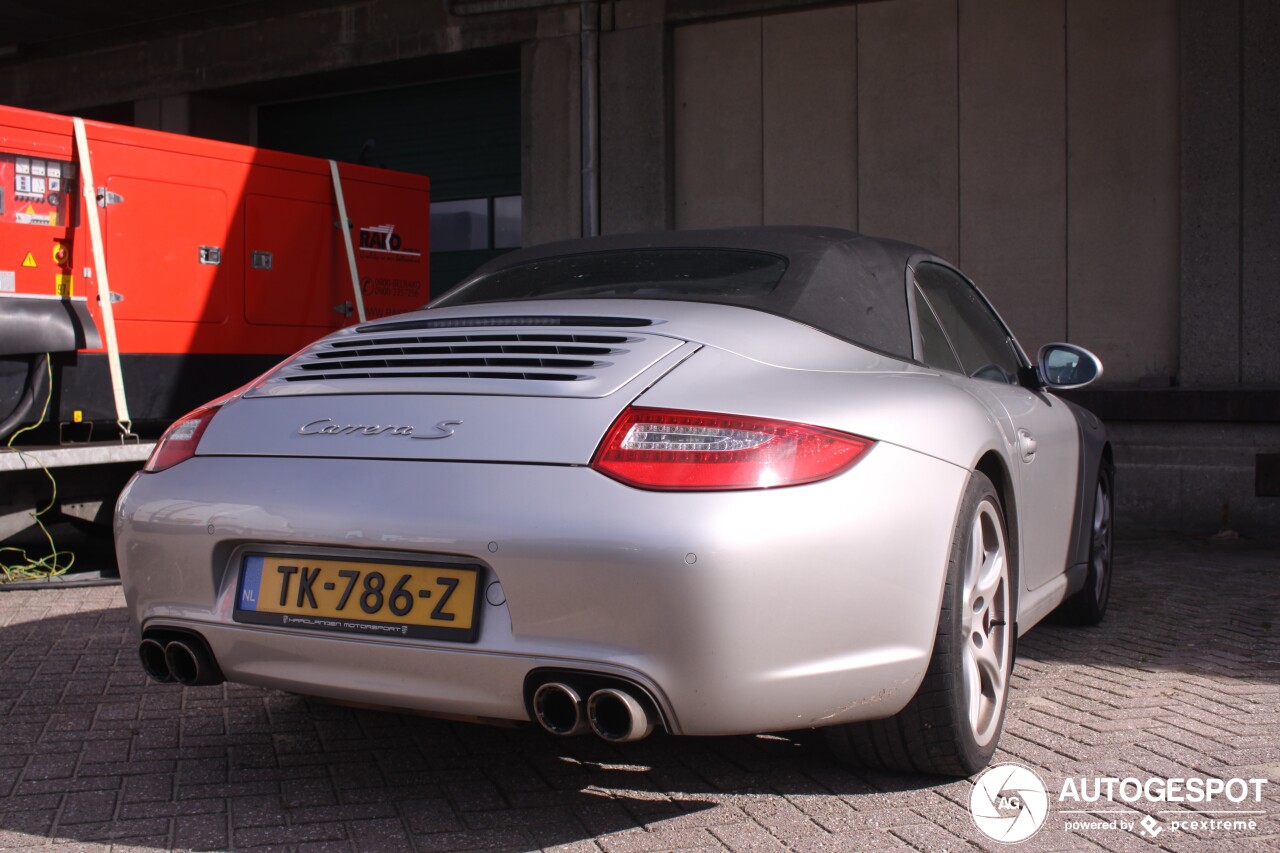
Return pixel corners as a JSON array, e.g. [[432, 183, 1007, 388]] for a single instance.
[[580, 1, 600, 238]]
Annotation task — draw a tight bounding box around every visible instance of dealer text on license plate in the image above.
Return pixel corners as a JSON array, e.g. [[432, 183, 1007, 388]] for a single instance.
[[234, 555, 480, 641]]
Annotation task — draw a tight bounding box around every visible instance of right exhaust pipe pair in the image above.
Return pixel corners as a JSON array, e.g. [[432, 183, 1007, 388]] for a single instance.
[[138, 636, 223, 686], [532, 681, 655, 743]]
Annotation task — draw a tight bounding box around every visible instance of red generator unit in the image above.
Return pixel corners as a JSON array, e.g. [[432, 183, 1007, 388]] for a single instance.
[[0, 103, 431, 444]]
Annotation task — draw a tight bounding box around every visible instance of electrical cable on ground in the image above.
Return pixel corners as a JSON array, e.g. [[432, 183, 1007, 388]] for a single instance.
[[0, 354, 77, 584]]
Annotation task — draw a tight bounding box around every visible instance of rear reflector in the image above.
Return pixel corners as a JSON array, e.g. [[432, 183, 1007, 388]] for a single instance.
[[591, 407, 873, 491]]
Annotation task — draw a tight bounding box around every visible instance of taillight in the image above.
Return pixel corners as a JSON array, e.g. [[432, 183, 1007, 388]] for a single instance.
[[591, 407, 874, 491], [144, 404, 221, 472]]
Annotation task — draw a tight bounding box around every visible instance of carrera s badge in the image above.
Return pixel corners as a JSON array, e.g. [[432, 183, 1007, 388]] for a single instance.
[[297, 418, 462, 439]]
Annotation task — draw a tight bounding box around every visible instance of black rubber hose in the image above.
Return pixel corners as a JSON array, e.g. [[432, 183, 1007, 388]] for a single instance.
[[0, 353, 49, 443]]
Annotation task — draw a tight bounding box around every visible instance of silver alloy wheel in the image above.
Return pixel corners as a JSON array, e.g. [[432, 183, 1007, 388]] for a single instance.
[[1092, 480, 1112, 602], [961, 499, 1012, 748]]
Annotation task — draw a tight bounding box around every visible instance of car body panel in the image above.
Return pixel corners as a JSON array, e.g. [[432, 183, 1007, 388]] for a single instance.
[[952, 377, 1081, 591], [117, 440, 966, 735]]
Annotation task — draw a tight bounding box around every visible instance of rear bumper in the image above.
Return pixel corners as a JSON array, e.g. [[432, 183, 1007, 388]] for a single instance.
[[115, 444, 966, 735]]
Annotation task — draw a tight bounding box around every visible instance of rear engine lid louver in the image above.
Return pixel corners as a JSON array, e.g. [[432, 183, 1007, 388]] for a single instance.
[[247, 316, 689, 399]]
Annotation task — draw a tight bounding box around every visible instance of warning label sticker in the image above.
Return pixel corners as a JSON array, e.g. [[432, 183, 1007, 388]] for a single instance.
[[14, 207, 55, 227]]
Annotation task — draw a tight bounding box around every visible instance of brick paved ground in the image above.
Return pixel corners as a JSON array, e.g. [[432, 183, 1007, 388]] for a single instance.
[[0, 536, 1276, 852]]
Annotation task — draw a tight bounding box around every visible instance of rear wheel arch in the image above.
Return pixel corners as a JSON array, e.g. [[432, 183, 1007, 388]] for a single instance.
[[975, 451, 1020, 596], [826, 468, 1017, 776], [1058, 444, 1115, 626]]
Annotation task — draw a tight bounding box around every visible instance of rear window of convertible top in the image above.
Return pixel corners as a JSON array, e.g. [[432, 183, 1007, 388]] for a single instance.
[[434, 248, 789, 307]]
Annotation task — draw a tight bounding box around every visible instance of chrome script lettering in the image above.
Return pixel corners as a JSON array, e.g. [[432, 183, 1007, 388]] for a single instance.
[[411, 419, 463, 440], [297, 418, 461, 438], [298, 419, 415, 436]]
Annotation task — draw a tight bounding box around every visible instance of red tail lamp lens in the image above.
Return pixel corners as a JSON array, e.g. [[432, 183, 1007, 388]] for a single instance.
[[591, 407, 874, 491], [144, 405, 220, 472]]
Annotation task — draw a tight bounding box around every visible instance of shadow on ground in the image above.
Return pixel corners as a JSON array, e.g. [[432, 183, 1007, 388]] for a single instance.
[[1017, 536, 1280, 685]]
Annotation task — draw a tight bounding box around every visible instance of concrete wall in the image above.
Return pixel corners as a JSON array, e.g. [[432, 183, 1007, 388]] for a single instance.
[[0, 2, 507, 114], [672, 5, 859, 230], [672, 0, 1180, 384], [1241, 0, 1280, 385], [674, 16, 764, 228], [762, 6, 858, 229], [958, 0, 1066, 360], [600, 21, 673, 234], [1181, 0, 1280, 386], [1066, 0, 1179, 386], [857, 0, 959, 262], [522, 32, 581, 246], [1109, 422, 1280, 535]]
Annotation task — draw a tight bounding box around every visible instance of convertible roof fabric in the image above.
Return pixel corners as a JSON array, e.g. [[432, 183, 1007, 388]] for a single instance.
[[451, 227, 942, 360]]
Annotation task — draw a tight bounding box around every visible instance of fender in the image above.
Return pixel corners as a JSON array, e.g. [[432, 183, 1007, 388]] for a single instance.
[[1061, 398, 1111, 592]]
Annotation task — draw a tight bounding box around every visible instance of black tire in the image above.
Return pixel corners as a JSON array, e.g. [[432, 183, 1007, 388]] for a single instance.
[[1058, 464, 1114, 626], [827, 471, 1015, 777]]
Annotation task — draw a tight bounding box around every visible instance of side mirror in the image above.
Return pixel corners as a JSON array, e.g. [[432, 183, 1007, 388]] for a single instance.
[[1037, 343, 1103, 390]]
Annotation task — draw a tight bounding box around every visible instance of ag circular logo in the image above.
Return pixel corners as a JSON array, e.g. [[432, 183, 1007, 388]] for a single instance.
[[970, 764, 1050, 843]]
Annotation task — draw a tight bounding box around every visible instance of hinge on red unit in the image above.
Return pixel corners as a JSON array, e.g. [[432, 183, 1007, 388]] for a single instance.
[[95, 187, 124, 207]]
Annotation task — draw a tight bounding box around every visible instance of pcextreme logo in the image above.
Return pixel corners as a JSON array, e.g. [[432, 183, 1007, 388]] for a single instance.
[[969, 765, 1271, 844]]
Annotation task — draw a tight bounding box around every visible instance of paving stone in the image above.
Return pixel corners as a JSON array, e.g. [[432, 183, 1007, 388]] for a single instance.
[[55, 790, 117, 826], [172, 811, 228, 851]]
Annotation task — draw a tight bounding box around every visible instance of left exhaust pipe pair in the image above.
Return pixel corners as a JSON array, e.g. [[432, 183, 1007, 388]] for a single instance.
[[532, 681, 656, 743], [138, 636, 224, 686]]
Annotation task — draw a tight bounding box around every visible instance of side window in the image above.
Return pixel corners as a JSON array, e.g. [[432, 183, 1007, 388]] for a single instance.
[[913, 263, 1022, 384], [913, 285, 963, 373]]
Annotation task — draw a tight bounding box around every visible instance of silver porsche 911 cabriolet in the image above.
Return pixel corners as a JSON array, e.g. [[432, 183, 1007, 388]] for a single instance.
[[116, 227, 1113, 777]]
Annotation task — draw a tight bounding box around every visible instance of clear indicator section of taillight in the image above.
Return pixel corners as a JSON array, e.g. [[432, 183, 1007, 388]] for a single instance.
[[144, 404, 220, 472], [143, 382, 257, 473], [590, 407, 874, 491]]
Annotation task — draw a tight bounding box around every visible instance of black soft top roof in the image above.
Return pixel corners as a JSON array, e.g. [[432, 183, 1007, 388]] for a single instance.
[[446, 227, 940, 361]]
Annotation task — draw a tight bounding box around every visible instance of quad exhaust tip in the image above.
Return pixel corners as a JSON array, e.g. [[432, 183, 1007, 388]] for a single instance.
[[531, 678, 658, 743], [532, 682, 592, 736], [138, 634, 224, 686], [587, 687, 655, 743], [137, 638, 173, 682]]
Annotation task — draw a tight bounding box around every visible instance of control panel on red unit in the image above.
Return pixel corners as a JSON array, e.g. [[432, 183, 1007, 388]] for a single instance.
[[1, 152, 75, 227]]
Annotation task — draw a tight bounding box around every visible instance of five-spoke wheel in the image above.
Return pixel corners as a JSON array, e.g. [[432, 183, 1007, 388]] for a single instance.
[[961, 498, 1012, 749]]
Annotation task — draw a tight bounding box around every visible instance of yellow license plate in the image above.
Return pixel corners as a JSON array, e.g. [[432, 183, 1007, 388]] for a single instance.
[[234, 554, 480, 642]]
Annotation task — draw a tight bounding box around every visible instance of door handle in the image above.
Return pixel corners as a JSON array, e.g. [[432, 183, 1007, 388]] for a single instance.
[[1016, 428, 1037, 462]]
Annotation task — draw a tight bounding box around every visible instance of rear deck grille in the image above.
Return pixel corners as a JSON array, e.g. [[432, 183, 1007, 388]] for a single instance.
[[358, 315, 653, 332], [251, 315, 688, 398], [276, 330, 636, 383]]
